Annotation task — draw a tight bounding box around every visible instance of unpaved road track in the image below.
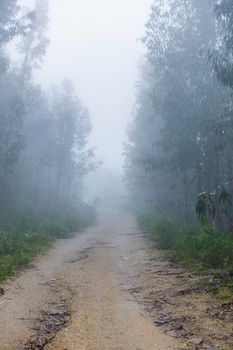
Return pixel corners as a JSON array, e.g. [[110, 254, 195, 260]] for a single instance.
[[0, 211, 181, 350]]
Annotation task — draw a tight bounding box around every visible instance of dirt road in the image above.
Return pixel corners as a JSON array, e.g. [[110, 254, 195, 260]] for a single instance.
[[0, 211, 181, 350]]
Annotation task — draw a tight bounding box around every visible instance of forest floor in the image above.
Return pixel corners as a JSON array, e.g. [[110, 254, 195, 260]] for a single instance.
[[0, 210, 232, 350]]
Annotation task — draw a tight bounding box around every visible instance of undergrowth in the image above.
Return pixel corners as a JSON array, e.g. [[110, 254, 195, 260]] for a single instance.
[[139, 212, 233, 272], [0, 208, 96, 282]]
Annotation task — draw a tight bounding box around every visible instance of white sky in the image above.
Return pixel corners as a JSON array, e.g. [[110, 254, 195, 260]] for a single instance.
[[32, 0, 152, 171]]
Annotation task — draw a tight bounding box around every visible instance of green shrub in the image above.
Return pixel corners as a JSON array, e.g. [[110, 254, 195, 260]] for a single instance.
[[138, 212, 233, 271], [186, 225, 233, 269], [39, 221, 69, 239], [0, 256, 14, 281], [0, 209, 96, 282], [139, 212, 177, 249]]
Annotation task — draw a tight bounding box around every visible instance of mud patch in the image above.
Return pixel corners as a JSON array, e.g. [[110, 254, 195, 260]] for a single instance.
[[68, 246, 94, 263], [23, 303, 70, 350], [23, 277, 72, 350]]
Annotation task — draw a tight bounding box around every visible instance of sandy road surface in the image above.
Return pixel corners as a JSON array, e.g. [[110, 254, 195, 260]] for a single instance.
[[0, 210, 181, 350]]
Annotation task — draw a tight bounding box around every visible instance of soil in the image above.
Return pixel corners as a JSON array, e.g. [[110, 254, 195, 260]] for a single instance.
[[0, 210, 232, 350]]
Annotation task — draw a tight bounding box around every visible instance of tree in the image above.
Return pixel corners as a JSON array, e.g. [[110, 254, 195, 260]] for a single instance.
[[212, 0, 233, 87], [0, 0, 96, 220], [51, 81, 95, 212], [0, 0, 21, 72], [125, 0, 233, 229], [18, 0, 50, 85], [0, 1, 25, 207]]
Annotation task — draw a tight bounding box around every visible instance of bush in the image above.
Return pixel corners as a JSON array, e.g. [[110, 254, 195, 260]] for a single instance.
[[186, 225, 233, 269], [139, 212, 233, 271], [139, 212, 177, 249], [0, 208, 96, 281], [39, 222, 69, 239]]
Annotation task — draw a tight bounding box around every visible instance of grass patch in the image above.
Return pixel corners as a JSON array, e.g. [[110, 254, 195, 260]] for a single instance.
[[139, 212, 233, 272], [0, 208, 96, 282]]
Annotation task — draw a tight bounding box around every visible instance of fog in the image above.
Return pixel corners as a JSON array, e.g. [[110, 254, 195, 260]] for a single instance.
[[31, 0, 152, 171], [1, 2, 233, 346], [2, 0, 233, 216]]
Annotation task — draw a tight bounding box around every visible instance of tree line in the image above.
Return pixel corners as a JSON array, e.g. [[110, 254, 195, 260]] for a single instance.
[[125, 0, 233, 231], [0, 0, 97, 280], [0, 0, 95, 219]]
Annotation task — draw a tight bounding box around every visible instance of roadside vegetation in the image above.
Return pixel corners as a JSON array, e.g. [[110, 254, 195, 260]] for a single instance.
[[125, 0, 233, 281], [0, 207, 96, 281], [139, 213, 233, 272], [0, 1, 98, 283]]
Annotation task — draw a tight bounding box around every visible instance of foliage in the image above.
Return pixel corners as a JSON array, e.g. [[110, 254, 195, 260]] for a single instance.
[[195, 189, 232, 227], [0, 0, 22, 72], [0, 0, 98, 283], [0, 0, 97, 215], [18, 0, 50, 84], [196, 192, 216, 222], [0, 208, 96, 281], [125, 0, 233, 233], [211, 0, 233, 88], [139, 212, 177, 249], [185, 225, 233, 269], [139, 212, 233, 271]]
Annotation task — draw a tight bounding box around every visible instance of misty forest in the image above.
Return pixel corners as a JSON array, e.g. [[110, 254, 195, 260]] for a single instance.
[[1, 1, 233, 350]]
